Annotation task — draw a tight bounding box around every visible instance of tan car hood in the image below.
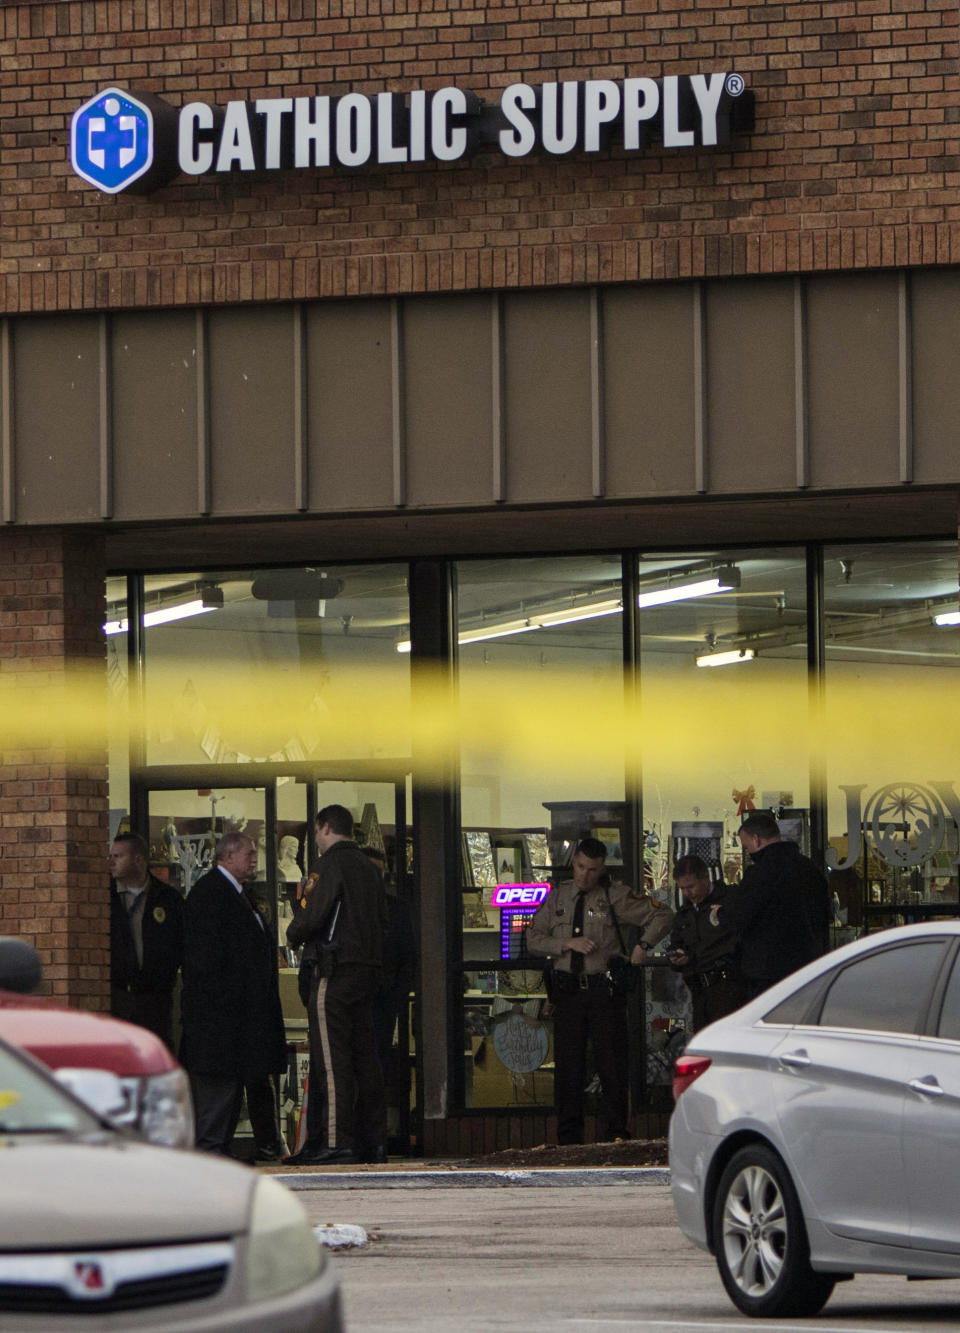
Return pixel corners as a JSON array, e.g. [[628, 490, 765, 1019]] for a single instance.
[[0, 1139, 255, 1249]]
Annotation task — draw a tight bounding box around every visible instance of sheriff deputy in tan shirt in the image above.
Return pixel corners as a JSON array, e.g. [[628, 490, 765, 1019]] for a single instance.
[[526, 836, 673, 1145]]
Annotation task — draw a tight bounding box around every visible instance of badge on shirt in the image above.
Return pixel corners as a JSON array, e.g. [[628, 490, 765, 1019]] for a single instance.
[[152, 906, 166, 924], [299, 873, 319, 909]]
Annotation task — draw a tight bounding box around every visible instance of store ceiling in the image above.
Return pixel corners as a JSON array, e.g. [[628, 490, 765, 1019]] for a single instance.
[[106, 541, 960, 667]]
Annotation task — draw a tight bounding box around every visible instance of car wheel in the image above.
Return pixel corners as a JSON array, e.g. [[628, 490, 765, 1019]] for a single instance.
[[713, 1144, 836, 1319]]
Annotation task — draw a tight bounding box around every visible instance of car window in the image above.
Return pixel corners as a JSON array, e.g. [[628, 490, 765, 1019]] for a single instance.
[[818, 941, 946, 1035], [0, 1043, 96, 1134], [763, 974, 829, 1025], [935, 954, 960, 1041]]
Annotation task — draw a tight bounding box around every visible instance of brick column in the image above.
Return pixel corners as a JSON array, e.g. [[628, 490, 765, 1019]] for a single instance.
[[0, 529, 108, 1010]]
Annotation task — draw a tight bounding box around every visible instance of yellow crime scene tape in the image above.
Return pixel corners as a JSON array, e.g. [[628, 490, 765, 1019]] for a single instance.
[[0, 661, 956, 787]]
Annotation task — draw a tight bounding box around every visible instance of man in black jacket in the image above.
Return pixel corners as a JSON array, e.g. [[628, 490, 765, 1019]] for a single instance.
[[109, 831, 184, 1051], [362, 846, 416, 1085], [286, 804, 387, 1166], [180, 832, 287, 1154], [712, 811, 832, 997], [363, 845, 416, 1148]]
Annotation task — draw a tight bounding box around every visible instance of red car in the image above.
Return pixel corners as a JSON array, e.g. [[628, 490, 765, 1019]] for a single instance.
[[0, 937, 193, 1148]]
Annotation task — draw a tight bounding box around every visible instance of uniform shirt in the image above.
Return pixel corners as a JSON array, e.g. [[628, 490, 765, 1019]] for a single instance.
[[287, 839, 386, 970], [110, 873, 184, 996], [123, 885, 147, 967], [526, 879, 673, 976], [669, 883, 741, 977]]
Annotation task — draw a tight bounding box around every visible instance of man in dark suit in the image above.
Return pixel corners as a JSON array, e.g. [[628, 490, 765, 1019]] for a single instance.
[[180, 831, 287, 1154], [711, 811, 832, 997], [109, 831, 184, 1051], [363, 845, 416, 1125]]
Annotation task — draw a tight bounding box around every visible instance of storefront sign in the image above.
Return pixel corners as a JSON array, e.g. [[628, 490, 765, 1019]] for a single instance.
[[491, 883, 551, 907], [70, 73, 751, 195]]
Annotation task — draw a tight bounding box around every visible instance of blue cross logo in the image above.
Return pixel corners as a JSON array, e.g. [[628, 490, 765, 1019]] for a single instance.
[[71, 87, 153, 193]]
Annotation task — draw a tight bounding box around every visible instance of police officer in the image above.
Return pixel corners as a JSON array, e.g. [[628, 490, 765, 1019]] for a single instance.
[[109, 831, 184, 1051], [665, 854, 747, 1033], [286, 804, 387, 1165], [526, 837, 673, 1145]]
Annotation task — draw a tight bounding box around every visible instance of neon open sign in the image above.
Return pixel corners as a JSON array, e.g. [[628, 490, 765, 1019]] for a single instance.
[[491, 883, 551, 907]]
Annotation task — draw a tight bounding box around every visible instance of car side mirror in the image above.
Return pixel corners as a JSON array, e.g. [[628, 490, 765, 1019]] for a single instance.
[[54, 1068, 129, 1122]]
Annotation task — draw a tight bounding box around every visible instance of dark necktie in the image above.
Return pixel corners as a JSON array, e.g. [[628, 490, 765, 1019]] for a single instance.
[[125, 890, 145, 969], [243, 887, 265, 931], [570, 893, 586, 975]]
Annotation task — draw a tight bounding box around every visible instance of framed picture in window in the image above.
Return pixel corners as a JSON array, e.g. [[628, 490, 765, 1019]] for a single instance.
[[465, 831, 497, 888]]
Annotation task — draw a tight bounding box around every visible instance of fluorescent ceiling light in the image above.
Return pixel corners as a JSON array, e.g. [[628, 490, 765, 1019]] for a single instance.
[[395, 598, 622, 653], [934, 609, 960, 626], [696, 648, 756, 668], [637, 569, 739, 608], [103, 600, 218, 636], [397, 566, 740, 653]]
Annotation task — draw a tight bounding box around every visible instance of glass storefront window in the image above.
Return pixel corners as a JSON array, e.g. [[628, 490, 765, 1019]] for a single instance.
[[455, 555, 626, 1111], [637, 549, 810, 1077], [126, 564, 410, 768], [104, 539, 960, 1126], [637, 549, 810, 884], [823, 540, 960, 936]]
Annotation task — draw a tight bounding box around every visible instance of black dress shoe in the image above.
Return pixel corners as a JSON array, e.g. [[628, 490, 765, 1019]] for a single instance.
[[306, 1146, 356, 1165], [285, 1145, 356, 1166], [254, 1144, 286, 1164], [282, 1142, 328, 1166]]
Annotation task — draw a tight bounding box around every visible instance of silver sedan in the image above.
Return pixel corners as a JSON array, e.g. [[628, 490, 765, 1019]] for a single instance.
[[0, 1035, 343, 1330], [670, 920, 960, 1319]]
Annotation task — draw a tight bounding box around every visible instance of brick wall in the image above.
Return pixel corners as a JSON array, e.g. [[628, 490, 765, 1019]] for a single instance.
[[0, 529, 109, 1008], [0, 0, 957, 313]]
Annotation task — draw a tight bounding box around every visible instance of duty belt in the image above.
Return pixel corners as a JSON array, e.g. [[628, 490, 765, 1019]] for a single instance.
[[685, 965, 737, 993], [553, 971, 610, 994]]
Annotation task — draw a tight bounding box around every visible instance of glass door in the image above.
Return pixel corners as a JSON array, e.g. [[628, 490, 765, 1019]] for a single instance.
[[142, 770, 414, 1153]]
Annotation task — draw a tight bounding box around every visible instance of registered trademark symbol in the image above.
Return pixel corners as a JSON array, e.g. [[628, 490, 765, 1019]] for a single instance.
[[725, 74, 745, 97]]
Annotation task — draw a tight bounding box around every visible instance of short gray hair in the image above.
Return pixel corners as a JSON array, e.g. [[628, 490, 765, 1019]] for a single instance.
[[216, 830, 254, 861]]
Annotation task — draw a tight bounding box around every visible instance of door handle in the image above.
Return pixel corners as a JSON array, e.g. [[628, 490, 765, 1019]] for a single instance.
[[908, 1077, 945, 1097], [779, 1050, 811, 1069]]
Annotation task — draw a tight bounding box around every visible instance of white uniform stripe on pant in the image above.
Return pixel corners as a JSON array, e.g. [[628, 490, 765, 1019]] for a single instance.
[[316, 976, 337, 1147]]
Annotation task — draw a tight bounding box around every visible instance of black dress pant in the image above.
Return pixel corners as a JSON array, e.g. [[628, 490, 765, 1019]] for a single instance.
[[312, 965, 386, 1154], [551, 982, 629, 1145], [299, 972, 328, 1150], [690, 975, 750, 1033], [111, 986, 175, 1053], [244, 1074, 284, 1154], [190, 1073, 244, 1154]]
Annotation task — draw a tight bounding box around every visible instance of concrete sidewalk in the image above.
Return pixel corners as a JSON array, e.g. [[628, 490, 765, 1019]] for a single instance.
[[273, 1163, 670, 1189]]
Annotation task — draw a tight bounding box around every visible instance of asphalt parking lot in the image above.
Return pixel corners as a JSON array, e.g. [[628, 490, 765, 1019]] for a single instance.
[[299, 1182, 960, 1333]]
